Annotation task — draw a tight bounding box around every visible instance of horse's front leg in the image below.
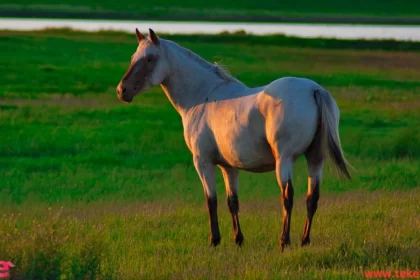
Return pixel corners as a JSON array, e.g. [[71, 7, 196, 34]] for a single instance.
[[193, 156, 220, 246], [220, 166, 244, 246]]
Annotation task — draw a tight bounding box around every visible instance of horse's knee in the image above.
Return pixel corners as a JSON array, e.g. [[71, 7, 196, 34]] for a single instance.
[[227, 194, 239, 213], [206, 196, 218, 217]]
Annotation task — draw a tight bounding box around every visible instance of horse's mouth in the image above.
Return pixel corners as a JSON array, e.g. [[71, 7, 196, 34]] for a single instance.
[[117, 93, 133, 104], [121, 98, 133, 104]]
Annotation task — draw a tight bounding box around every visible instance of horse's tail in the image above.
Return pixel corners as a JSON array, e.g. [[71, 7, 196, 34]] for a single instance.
[[314, 89, 352, 179]]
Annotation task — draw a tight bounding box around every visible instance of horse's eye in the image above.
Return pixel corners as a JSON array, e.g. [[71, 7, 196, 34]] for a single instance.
[[147, 57, 153, 62]]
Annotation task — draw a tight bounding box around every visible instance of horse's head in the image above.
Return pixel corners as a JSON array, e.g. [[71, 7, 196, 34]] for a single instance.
[[116, 28, 168, 103]]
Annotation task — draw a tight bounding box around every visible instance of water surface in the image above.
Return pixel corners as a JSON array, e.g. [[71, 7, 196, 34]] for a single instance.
[[1, 18, 420, 41]]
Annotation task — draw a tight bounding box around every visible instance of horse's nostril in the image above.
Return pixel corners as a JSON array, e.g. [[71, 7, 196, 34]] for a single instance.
[[122, 88, 127, 94]]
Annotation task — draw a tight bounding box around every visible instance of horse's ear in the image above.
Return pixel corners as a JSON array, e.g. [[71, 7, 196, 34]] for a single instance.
[[148, 28, 160, 45], [135, 28, 145, 43]]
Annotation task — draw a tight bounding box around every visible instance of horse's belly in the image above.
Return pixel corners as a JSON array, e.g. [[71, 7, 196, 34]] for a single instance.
[[215, 135, 275, 172]]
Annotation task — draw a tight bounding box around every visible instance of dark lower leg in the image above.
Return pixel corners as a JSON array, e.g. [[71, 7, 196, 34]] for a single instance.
[[281, 180, 294, 252], [227, 194, 244, 246], [206, 196, 221, 246], [301, 180, 320, 246]]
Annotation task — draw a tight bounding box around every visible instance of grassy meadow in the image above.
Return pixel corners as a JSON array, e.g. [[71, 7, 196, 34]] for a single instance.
[[0, 30, 419, 279]]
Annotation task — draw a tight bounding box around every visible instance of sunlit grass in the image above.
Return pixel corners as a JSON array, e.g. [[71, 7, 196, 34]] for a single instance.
[[0, 191, 418, 279]]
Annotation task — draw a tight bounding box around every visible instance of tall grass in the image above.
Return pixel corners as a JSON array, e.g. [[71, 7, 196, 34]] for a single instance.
[[0, 191, 418, 279]]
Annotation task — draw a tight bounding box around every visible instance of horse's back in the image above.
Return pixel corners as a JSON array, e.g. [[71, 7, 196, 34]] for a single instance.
[[263, 77, 322, 102]]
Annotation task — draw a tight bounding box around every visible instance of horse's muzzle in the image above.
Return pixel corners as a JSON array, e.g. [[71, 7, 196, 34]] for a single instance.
[[116, 84, 133, 103]]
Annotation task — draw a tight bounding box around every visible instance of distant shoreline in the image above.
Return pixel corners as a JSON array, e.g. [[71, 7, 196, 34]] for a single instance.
[[3, 29, 420, 52], [1, 10, 420, 25]]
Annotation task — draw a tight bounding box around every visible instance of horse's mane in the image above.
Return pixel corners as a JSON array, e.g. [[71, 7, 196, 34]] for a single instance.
[[165, 40, 244, 85]]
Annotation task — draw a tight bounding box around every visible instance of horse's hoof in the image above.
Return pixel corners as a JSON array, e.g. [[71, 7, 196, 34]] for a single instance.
[[280, 243, 290, 252], [280, 238, 291, 252], [209, 236, 221, 247], [235, 233, 244, 246], [301, 237, 310, 247]]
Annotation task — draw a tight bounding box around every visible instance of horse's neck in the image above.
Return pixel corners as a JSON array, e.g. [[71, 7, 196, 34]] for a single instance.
[[160, 40, 243, 117]]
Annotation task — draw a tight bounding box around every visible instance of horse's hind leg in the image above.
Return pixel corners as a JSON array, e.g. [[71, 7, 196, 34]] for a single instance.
[[301, 142, 324, 246], [275, 156, 294, 251], [220, 166, 244, 246]]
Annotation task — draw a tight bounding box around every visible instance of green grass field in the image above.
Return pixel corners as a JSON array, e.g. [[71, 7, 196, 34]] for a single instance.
[[2, 0, 420, 23], [0, 29, 419, 279]]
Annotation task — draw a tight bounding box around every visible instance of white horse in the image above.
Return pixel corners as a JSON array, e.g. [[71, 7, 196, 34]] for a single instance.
[[117, 29, 351, 250]]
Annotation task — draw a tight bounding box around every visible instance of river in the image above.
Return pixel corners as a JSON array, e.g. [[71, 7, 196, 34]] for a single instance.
[[1, 18, 420, 41]]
